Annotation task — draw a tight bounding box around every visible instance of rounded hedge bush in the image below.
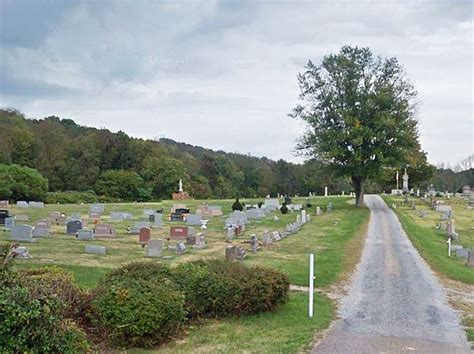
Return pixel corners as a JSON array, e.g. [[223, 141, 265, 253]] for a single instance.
[[232, 198, 243, 211], [173, 259, 290, 318], [280, 204, 289, 214], [93, 264, 187, 349]]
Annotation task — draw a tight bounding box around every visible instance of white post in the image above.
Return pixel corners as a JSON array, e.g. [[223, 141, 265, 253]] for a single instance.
[[309, 253, 314, 318], [301, 210, 307, 224], [324, 187, 328, 197], [447, 239, 451, 257]]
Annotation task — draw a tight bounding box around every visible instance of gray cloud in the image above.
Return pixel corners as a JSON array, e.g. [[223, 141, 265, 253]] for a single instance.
[[0, 0, 472, 165]]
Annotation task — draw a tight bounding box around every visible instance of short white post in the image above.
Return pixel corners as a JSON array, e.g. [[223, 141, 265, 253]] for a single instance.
[[324, 186, 328, 197], [309, 253, 314, 318], [447, 238, 451, 257]]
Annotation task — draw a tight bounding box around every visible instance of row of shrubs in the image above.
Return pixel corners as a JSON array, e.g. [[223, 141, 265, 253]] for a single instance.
[[1, 244, 290, 351]]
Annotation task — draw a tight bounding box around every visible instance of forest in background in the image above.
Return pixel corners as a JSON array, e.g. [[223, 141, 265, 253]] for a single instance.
[[0, 108, 471, 202]]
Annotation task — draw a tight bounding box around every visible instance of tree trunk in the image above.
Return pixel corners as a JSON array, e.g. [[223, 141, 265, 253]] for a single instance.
[[352, 176, 365, 207]]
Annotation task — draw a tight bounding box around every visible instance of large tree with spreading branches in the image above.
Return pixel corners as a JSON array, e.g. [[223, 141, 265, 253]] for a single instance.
[[290, 45, 425, 206]]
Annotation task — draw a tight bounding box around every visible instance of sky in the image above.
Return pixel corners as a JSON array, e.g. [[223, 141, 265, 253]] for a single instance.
[[0, 0, 472, 165]]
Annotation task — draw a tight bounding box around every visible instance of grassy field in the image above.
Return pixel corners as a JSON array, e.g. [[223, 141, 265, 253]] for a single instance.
[[382, 195, 474, 284], [2, 196, 369, 352]]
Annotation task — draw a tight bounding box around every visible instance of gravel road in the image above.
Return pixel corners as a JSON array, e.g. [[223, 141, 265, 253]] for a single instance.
[[313, 195, 471, 353]]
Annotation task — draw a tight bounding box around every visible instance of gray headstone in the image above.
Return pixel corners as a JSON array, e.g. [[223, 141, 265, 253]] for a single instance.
[[14, 246, 31, 259], [146, 239, 163, 258], [15, 215, 29, 222], [29, 201, 44, 208], [4, 217, 14, 230], [176, 242, 186, 254], [77, 229, 94, 240], [94, 224, 115, 238], [10, 225, 35, 242], [16, 201, 29, 208], [186, 213, 202, 225], [153, 213, 163, 227], [85, 245, 106, 255], [455, 248, 469, 259], [66, 220, 83, 235], [110, 212, 124, 221], [32, 227, 49, 238]]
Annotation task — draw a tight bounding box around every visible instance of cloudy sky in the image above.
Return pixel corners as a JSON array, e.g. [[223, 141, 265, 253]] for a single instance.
[[0, 0, 472, 165]]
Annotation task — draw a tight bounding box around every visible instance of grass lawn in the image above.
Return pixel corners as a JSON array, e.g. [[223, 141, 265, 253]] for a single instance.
[[3, 196, 369, 352], [382, 195, 474, 284]]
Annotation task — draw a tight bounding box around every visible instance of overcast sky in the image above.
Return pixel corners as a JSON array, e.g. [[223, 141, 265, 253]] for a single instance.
[[0, 0, 472, 165]]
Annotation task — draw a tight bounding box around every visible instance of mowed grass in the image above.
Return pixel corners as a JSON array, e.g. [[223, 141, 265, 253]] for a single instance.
[[2, 196, 369, 352], [383, 195, 474, 284]]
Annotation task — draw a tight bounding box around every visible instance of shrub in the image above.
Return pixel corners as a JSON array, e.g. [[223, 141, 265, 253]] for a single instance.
[[18, 266, 89, 320], [93, 263, 187, 348], [0, 280, 89, 353], [173, 259, 290, 318], [232, 198, 243, 211], [258, 201, 263, 208], [45, 190, 99, 204], [306, 203, 312, 208], [280, 203, 289, 214]]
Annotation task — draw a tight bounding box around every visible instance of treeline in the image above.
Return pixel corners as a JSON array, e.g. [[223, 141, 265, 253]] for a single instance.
[[1, 108, 465, 202]]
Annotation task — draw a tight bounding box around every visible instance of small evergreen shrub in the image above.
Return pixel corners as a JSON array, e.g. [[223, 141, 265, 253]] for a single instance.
[[232, 198, 243, 211], [280, 203, 289, 214], [306, 203, 312, 208], [93, 263, 187, 349], [258, 201, 263, 208], [173, 259, 290, 318]]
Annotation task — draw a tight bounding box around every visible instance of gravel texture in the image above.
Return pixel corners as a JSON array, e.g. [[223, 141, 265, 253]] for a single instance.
[[313, 195, 471, 353]]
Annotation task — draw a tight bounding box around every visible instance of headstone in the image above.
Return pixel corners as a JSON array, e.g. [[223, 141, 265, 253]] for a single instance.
[[4, 217, 15, 230], [0, 200, 9, 208], [193, 233, 207, 250], [35, 219, 50, 229], [17, 201, 29, 208], [468, 250, 474, 268], [66, 220, 82, 235], [316, 207, 322, 216], [77, 229, 94, 240], [85, 245, 106, 255], [130, 221, 150, 234], [170, 213, 184, 222], [122, 212, 133, 220], [186, 213, 202, 225], [148, 213, 155, 222], [306, 214, 311, 223], [89, 212, 101, 221], [32, 224, 49, 238], [146, 239, 163, 258], [262, 232, 273, 246], [176, 242, 186, 254], [10, 225, 35, 242], [245, 209, 265, 220], [153, 213, 163, 227], [271, 231, 282, 241], [48, 211, 62, 224], [15, 215, 29, 222], [94, 224, 116, 238], [139, 227, 151, 244], [143, 209, 155, 217], [110, 212, 124, 221], [226, 227, 234, 241], [301, 210, 307, 224], [455, 248, 469, 259], [14, 246, 31, 259], [89, 203, 105, 215], [263, 198, 280, 212], [170, 226, 193, 240], [249, 234, 259, 252], [225, 245, 246, 261], [324, 186, 328, 197], [29, 201, 44, 208], [0, 210, 10, 225], [327, 202, 333, 212]]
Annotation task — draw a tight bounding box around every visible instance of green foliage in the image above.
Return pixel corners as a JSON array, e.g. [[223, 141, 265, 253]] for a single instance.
[[290, 46, 425, 205], [280, 204, 289, 214], [142, 156, 189, 199], [93, 263, 187, 349], [173, 259, 290, 318], [0, 163, 48, 201], [95, 170, 151, 201], [0, 247, 89, 352], [232, 198, 243, 211], [45, 190, 99, 204]]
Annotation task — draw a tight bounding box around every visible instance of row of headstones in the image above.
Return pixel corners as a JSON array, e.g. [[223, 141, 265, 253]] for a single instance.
[[14, 201, 45, 208]]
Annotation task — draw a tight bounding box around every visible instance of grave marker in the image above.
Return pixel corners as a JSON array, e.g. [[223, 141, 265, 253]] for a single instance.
[[77, 229, 94, 240], [139, 227, 151, 244], [94, 224, 116, 238], [146, 239, 163, 258], [10, 225, 35, 242], [85, 245, 106, 255]]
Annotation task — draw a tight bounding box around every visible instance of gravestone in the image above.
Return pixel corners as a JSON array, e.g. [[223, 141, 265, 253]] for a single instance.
[[29, 201, 44, 208], [170, 226, 193, 240], [186, 213, 202, 225], [143, 209, 155, 217], [148, 214, 155, 222], [17, 201, 29, 208], [226, 227, 234, 241], [170, 213, 184, 222], [301, 210, 307, 224], [32, 225, 49, 238], [153, 213, 163, 227], [35, 219, 50, 229], [468, 250, 474, 268], [193, 233, 207, 250], [0, 200, 9, 208], [249, 234, 259, 252], [208, 205, 223, 217], [226, 245, 246, 261], [94, 224, 116, 238], [89, 212, 101, 221], [0, 210, 9, 225], [327, 202, 333, 212], [186, 233, 196, 245], [110, 212, 124, 221], [4, 217, 14, 230], [245, 209, 265, 220], [15, 215, 29, 222], [130, 221, 150, 234], [48, 212, 62, 224], [316, 207, 323, 216], [14, 246, 31, 259], [271, 231, 282, 241], [262, 232, 272, 246], [176, 242, 186, 254], [66, 220, 83, 235], [10, 225, 35, 242], [77, 229, 94, 240], [122, 212, 133, 220], [435, 205, 452, 214], [85, 245, 106, 255], [455, 248, 469, 259], [139, 227, 151, 244], [89, 204, 105, 215], [146, 239, 163, 258]]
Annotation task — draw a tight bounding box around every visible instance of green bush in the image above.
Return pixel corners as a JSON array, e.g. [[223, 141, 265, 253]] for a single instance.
[[232, 198, 243, 211], [173, 259, 290, 318], [0, 283, 89, 353], [93, 263, 187, 348], [280, 204, 289, 214], [45, 190, 99, 204]]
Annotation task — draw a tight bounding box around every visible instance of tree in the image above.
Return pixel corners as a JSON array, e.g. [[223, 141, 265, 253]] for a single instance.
[[94, 170, 150, 201], [0, 164, 48, 201], [290, 46, 421, 206], [142, 157, 189, 199]]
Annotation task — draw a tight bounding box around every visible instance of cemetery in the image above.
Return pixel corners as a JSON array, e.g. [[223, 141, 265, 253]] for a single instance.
[[0, 195, 368, 352]]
